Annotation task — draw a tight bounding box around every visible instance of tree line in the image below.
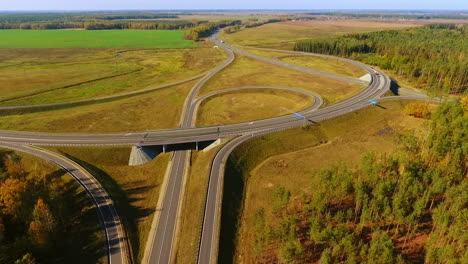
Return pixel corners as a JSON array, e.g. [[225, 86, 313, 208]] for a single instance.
[[183, 20, 242, 41], [0, 152, 103, 264], [250, 99, 467, 263], [294, 24, 468, 95]]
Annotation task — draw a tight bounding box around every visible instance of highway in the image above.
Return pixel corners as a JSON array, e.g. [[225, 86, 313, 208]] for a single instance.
[[0, 142, 131, 264], [0, 31, 435, 264]]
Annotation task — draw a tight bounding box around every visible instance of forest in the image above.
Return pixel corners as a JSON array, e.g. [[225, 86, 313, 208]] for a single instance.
[[0, 151, 103, 264], [294, 24, 468, 95], [249, 99, 467, 263], [183, 20, 242, 41]]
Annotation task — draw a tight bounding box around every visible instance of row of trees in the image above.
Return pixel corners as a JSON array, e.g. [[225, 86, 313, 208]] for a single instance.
[[83, 20, 201, 30], [251, 99, 466, 263], [183, 20, 242, 41], [294, 24, 468, 95], [0, 20, 200, 30], [0, 152, 101, 263]]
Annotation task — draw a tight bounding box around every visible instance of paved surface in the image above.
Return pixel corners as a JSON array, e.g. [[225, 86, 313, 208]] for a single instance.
[[0, 142, 130, 264]]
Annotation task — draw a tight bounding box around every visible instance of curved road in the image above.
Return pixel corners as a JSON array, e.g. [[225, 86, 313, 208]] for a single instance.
[[0, 142, 131, 264]]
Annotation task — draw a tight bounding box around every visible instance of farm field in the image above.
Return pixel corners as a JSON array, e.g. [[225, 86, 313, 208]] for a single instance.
[[49, 146, 170, 263], [199, 55, 364, 105], [0, 43, 226, 106], [0, 80, 196, 132], [0, 30, 193, 48], [220, 100, 433, 264], [221, 20, 419, 49], [196, 90, 313, 126]]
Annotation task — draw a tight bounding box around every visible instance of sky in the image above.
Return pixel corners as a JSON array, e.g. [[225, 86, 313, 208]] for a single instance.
[[1, 0, 467, 11]]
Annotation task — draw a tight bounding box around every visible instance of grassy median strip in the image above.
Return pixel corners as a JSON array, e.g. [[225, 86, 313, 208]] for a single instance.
[[49, 146, 170, 263], [278, 55, 367, 78], [200, 55, 363, 104], [175, 146, 223, 264], [196, 89, 313, 126]]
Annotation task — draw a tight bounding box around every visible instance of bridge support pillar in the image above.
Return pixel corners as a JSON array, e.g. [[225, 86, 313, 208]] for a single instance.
[[196, 141, 199, 151], [163, 145, 166, 153], [129, 146, 161, 166]]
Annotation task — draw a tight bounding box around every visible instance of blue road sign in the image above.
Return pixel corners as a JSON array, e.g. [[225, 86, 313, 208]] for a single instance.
[[371, 101, 378, 105], [294, 113, 305, 118]]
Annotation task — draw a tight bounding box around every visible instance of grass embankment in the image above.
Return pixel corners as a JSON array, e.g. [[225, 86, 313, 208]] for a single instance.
[[175, 146, 223, 264], [218, 100, 432, 263], [0, 43, 226, 106], [0, 149, 106, 263], [48, 147, 170, 263], [200, 56, 363, 105], [221, 20, 418, 50], [0, 80, 196, 132], [279, 56, 368, 78], [196, 90, 313, 126], [0, 30, 193, 48]]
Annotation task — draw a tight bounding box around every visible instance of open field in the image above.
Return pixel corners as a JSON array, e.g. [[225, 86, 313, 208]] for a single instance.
[[196, 90, 313, 126], [49, 146, 170, 263], [0, 80, 196, 132], [221, 20, 419, 49], [0, 148, 106, 263], [175, 146, 223, 264], [0, 42, 226, 106], [279, 55, 368, 78], [200, 55, 364, 105], [0, 30, 193, 48], [218, 100, 434, 264]]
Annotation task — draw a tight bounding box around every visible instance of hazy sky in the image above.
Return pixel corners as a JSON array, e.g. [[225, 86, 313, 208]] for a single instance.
[[1, 0, 467, 11]]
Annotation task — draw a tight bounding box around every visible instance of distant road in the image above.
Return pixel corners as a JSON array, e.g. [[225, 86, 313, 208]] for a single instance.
[[0, 143, 131, 264]]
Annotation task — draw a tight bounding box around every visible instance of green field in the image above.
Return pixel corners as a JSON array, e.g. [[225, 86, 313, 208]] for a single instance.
[[0, 30, 193, 48], [0, 44, 226, 106]]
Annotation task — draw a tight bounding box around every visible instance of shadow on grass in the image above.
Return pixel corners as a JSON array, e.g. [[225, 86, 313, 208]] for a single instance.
[[390, 79, 400, 96], [60, 153, 154, 263], [218, 155, 246, 264]]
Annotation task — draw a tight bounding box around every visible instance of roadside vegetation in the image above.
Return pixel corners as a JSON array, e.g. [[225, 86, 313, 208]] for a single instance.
[[221, 20, 419, 49], [294, 24, 468, 95], [175, 146, 223, 264], [219, 99, 466, 263], [196, 89, 313, 126], [49, 147, 170, 263], [200, 55, 363, 105], [0, 43, 226, 106], [0, 149, 105, 264], [278, 55, 368, 78], [0, 80, 196, 132]]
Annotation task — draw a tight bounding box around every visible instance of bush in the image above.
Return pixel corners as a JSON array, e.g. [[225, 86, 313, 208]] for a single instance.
[[404, 102, 431, 118]]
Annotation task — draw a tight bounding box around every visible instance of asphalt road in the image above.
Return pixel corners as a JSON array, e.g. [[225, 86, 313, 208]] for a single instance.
[[0, 142, 130, 264]]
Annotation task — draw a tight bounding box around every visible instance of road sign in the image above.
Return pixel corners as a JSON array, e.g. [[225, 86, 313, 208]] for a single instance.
[[294, 113, 305, 118], [371, 101, 378, 105]]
